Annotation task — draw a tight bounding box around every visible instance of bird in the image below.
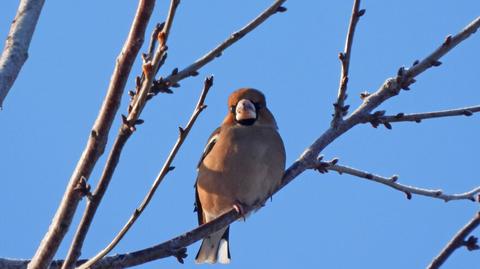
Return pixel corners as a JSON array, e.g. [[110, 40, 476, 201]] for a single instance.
[[194, 88, 286, 264]]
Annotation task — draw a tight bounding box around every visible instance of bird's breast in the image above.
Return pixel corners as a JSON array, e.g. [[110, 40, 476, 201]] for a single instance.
[[198, 125, 285, 212]]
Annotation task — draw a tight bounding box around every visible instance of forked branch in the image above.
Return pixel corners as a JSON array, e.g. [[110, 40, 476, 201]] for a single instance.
[[365, 105, 480, 129], [150, 0, 287, 95], [27, 1, 156, 269], [428, 212, 480, 269], [331, 0, 364, 127], [314, 160, 480, 202], [76, 76, 214, 269], [60, 1, 181, 268]]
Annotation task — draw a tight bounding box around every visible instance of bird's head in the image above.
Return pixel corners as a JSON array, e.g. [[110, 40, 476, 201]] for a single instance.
[[223, 88, 277, 128]]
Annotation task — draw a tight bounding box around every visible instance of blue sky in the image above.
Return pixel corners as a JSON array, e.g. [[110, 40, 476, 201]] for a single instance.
[[1, 1, 479, 268]]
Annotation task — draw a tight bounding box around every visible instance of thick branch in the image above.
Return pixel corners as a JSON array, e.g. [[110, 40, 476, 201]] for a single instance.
[[71, 13, 480, 269], [428, 212, 480, 269], [76, 77, 213, 269], [318, 162, 480, 202], [365, 105, 480, 128], [27, 2, 156, 269], [331, 0, 363, 127], [8, 6, 478, 269], [62, 2, 180, 269], [62, 1, 286, 268], [0, 0, 45, 108]]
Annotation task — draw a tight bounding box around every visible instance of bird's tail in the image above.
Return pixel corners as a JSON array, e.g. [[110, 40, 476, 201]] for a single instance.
[[195, 226, 230, 264]]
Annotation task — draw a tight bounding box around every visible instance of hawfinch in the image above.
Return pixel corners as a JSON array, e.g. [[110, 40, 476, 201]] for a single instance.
[[194, 88, 286, 264]]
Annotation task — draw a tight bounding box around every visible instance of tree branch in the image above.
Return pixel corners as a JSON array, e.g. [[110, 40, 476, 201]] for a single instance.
[[331, 0, 364, 127], [365, 105, 480, 129], [314, 160, 480, 202], [61, 1, 180, 269], [71, 12, 480, 269], [2, 164, 478, 269], [27, 1, 156, 269], [427, 212, 480, 269], [61, 1, 286, 268], [0, 0, 45, 108], [76, 76, 214, 269], [8, 4, 477, 269], [281, 15, 480, 190], [150, 0, 287, 95]]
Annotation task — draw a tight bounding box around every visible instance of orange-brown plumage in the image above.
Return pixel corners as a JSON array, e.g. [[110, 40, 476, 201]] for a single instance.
[[195, 88, 285, 264]]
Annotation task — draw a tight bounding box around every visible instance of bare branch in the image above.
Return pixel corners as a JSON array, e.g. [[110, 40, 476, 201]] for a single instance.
[[145, 23, 163, 61], [428, 212, 480, 269], [27, 1, 156, 269], [366, 105, 480, 128], [0, 0, 45, 108], [331, 0, 363, 127], [315, 161, 480, 202], [11, 5, 478, 269], [2, 164, 478, 269], [0, 205, 239, 269], [61, 1, 287, 268], [408, 17, 480, 79], [76, 76, 214, 269], [61, 1, 181, 268], [280, 15, 480, 190], [151, 0, 287, 93]]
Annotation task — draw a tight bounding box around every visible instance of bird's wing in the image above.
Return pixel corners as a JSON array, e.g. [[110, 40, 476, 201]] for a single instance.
[[197, 127, 221, 169], [194, 127, 221, 225]]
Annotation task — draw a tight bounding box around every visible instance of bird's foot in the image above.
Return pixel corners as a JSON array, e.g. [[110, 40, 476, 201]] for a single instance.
[[233, 201, 247, 221]]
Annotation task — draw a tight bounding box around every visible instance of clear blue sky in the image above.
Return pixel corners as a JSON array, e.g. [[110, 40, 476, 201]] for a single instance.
[[1, 1, 479, 268]]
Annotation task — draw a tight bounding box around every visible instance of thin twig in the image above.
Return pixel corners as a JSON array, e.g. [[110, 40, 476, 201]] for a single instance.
[[77, 76, 214, 269], [316, 162, 480, 202], [27, 1, 156, 269], [62, 2, 180, 269], [366, 105, 480, 128], [146, 23, 164, 61], [428, 212, 480, 269], [331, 0, 363, 127], [127, 0, 179, 124], [0, 0, 45, 108], [3, 160, 478, 269], [151, 0, 287, 94], [20, 6, 480, 269], [64, 1, 286, 268], [281, 15, 480, 190]]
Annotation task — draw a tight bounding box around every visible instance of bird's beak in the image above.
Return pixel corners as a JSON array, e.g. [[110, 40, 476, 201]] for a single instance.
[[235, 99, 256, 122]]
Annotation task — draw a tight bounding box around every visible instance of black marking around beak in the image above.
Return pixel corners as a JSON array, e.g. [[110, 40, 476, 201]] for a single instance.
[[231, 99, 258, 126]]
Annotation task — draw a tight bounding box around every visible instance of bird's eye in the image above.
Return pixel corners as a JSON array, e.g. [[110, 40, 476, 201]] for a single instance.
[[230, 106, 236, 113], [254, 102, 263, 110]]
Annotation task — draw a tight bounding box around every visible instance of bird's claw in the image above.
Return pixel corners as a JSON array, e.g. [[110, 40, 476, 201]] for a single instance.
[[233, 201, 247, 221]]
